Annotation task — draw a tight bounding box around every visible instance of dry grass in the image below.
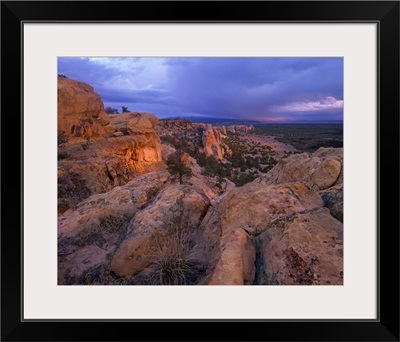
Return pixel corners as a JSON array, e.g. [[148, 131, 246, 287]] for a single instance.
[[62, 207, 205, 285], [145, 226, 204, 285], [75, 212, 130, 248]]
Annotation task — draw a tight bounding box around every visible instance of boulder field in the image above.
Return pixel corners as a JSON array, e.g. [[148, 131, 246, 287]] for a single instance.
[[58, 151, 343, 285]]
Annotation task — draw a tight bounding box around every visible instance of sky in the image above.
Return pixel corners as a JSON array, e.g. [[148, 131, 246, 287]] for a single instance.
[[58, 57, 343, 123]]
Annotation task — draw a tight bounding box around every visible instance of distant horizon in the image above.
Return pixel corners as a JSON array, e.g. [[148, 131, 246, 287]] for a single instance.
[[108, 111, 343, 124], [58, 57, 343, 123], [159, 114, 343, 124]]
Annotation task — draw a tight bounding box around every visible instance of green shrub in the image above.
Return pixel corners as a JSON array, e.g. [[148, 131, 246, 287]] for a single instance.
[[166, 150, 193, 184], [232, 173, 257, 187]]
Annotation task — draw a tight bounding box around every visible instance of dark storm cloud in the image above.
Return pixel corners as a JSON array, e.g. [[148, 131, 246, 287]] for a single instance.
[[164, 57, 343, 120], [58, 58, 142, 88], [58, 57, 343, 122], [100, 88, 176, 106]]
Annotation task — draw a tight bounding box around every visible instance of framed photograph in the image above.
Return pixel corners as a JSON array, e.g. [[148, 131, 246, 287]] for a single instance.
[[2, 1, 399, 341]]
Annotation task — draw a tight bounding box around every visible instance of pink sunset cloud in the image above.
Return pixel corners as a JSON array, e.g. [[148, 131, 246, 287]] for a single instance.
[[273, 96, 343, 113]]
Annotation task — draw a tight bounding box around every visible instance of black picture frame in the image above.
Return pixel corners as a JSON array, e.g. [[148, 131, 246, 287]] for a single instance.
[[1, 1, 399, 341]]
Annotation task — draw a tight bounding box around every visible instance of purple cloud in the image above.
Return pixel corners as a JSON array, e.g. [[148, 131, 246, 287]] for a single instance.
[[58, 57, 343, 122]]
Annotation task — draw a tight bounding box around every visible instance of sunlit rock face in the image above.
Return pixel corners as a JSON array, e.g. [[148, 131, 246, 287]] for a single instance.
[[58, 76, 110, 141], [107, 112, 163, 173], [57, 79, 163, 212], [202, 124, 224, 160]]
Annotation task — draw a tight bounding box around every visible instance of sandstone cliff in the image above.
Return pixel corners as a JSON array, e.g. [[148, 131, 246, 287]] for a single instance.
[[58, 76, 110, 141], [156, 120, 253, 160], [225, 124, 255, 134], [57, 78, 163, 212], [202, 124, 225, 159]]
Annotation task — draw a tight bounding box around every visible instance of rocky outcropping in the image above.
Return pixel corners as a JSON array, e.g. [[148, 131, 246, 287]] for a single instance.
[[59, 176, 343, 285], [202, 124, 225, 159], [59, 171, 169, 233], [256, 149, 342, 191], [58, 110, 164, 212], [319, 183, 343, 222], [201, 124, 254, 158], [194, 181, 343, 285], [110, 184, 211, 280], [107, 113, 163, 173], [259, 207, 343, 285], [225, 125, 254, 134], [58, 76, 110, 141], [256, 147, 343, 221], [160, 143, 220, 203], [58, 136, 164, 211], [58, 171, 169, 284], [156, 120, 251, 160]]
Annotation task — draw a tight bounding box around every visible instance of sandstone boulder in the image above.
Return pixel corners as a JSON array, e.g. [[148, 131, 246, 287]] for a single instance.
[[256, 147, 343, 221], [259, 207, 343, 285], [319, 184, 343, 222], [194, 182, 334, 285], [256, 148, 343, 191], [127, 113, 159, 134], [59, 171, 169, 233], [313, 147, 343, 185], [108, 113, 163, 172], [58, 171, 169, 284], [110, 184, 211, 278], [58, 76, 110, 141]]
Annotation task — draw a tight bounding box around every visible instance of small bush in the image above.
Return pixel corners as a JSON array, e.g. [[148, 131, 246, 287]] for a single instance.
[[166, 150, 193, 184], [232, 172, 257, 187], [105, 106, 119, 114]]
